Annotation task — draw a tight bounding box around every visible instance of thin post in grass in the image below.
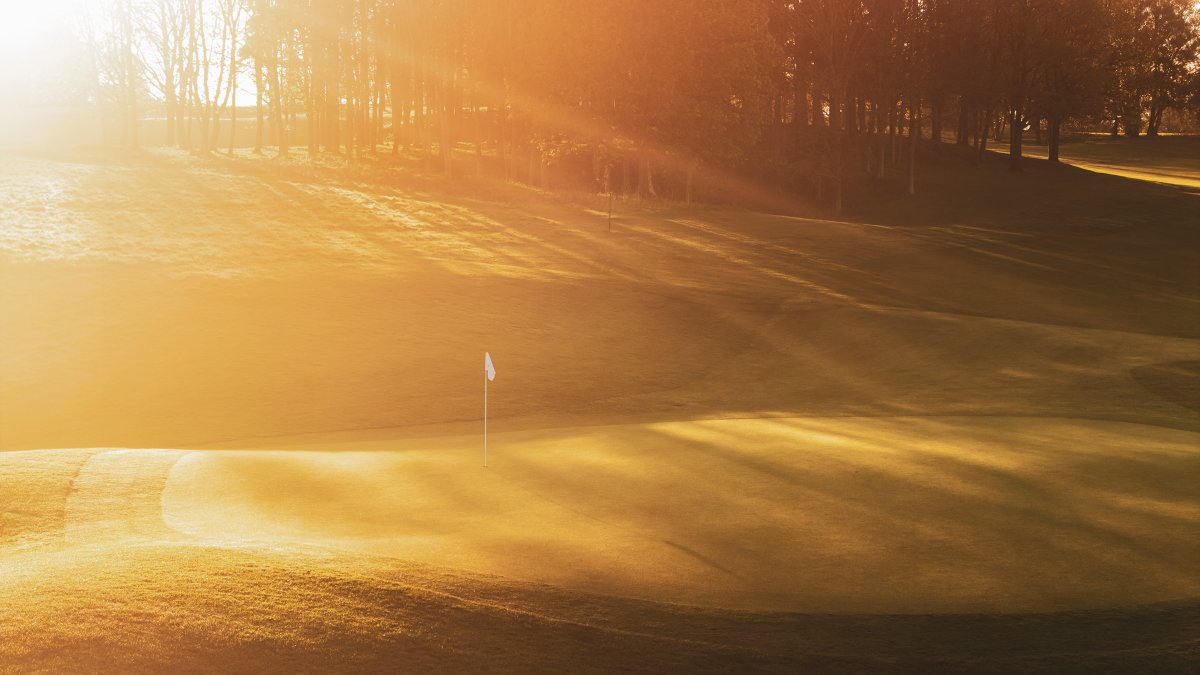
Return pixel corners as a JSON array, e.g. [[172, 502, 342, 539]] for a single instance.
[[605, 163, 613, 233], [484, 366, 487, 466], [484, 352, 496, 466]]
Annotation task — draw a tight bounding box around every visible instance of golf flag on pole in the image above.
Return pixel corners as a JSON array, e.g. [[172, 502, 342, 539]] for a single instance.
[[484, 352, 495, 467]]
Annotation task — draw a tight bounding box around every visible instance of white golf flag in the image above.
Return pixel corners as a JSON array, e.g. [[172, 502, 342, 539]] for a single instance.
[[485, 352, 496, 381]]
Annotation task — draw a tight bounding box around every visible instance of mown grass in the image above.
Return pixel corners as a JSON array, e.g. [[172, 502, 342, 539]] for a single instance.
[[2, 141, 1197, 448], [1026, 134, 1200, 177], [3, 541, 1197, 672], [1, 139, 1198, 671], [0, 449, 93, 548]]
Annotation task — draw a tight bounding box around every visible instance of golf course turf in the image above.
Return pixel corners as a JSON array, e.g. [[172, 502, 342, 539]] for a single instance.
[[2, 140, 1198, 671]]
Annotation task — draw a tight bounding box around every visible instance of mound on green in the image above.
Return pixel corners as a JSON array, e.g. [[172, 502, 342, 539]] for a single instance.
[[165, 416, 1200, 614]]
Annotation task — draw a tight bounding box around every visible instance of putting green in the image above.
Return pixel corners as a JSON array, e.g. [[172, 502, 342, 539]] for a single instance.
[[152, 415, 1200, 613]]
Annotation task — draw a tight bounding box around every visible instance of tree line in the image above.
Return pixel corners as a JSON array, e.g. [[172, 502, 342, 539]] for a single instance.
[[78, 0, 1200, 211]]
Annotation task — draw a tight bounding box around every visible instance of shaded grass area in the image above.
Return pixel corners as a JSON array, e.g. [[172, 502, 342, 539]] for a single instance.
[[2, 542, 1197, 673], [857, 137, 1199, 236]]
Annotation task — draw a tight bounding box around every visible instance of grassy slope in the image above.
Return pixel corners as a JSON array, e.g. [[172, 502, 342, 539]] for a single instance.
[[1, 144, 1197, 449], [2, 140, 1198, 670]]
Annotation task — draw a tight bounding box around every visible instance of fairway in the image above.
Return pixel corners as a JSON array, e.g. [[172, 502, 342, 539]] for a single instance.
[[1023, 135, 1200, 188], [2, 144, 1199, 670]]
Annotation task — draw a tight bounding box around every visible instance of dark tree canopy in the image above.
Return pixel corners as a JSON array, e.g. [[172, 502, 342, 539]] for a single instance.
[[53, 0, 1200, 210]]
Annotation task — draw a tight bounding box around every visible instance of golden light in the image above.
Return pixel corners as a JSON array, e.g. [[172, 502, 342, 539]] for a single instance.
[[0, 2, 68, 64], [0, 0, 1197, 670], [0, 1, 85, 100]]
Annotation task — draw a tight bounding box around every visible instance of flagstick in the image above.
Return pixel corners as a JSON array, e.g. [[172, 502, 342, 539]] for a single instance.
[[483, 366, 488, 467]]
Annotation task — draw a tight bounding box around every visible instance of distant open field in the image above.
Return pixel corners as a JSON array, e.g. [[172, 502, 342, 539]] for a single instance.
[[2, 140, 1198, 670]]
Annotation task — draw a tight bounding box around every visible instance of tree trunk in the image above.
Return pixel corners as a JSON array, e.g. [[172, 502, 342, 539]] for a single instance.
[[254, 62, 264, 153], [685, 165, 695, 206], [876, 110, 886, 180], [975, 106, 991, 165], [229, 77, 237, 154], [329, 35, 340, 153], [930, 95, 942, 147], [638, 152, 656, 199], [163, 17, 175, 147], [359, 1, 372, 154], [907, 99, 917, 196], [1123, 110, 1141, 137], [390, 8, 405, 155], [474, 99, 483, 176], [122, 0, 137, 148], [829, 88, 843, 215], [956, 97, 969, 145], [878, 114, 888, 178], [1048, 116, 1061, 163], [174, 56, 186, 149], [307, 38, 319, 158], [497, 102, 507, 179], [183, 3, 195, 152], [416, 81, 427, 164], [273, 60, 287, 156], [441, 99, 452, 177], [1007, 108, 1022, 172], [1147, 101, 1163, 137], [373, 57, 384, 148], [888, 101, 899, 165]]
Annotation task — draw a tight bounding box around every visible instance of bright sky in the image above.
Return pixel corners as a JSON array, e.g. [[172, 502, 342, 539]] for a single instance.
[[0, 0, 89, 102], [0, 1, 82, 56], [0, 0, 261, 107]]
